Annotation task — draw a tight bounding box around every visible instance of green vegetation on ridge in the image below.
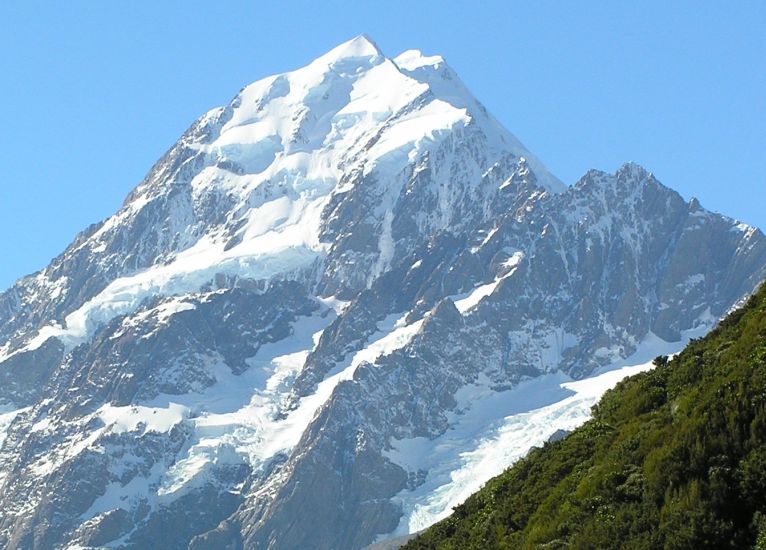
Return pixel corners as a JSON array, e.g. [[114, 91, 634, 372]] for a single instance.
[[406, 284, 766, 549]]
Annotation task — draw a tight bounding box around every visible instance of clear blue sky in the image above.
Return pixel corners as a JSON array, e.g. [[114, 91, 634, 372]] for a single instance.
[[1, 1, 764, 289]]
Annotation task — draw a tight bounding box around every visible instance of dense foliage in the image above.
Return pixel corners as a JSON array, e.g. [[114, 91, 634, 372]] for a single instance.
[[406, 284, 766, 549]]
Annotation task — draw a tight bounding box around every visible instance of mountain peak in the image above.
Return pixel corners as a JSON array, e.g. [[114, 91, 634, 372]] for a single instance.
[[316, 33, 384, 65], [1, 37, 765, 550], [615, 161, 651, 180], [394, 49, 446, 71]]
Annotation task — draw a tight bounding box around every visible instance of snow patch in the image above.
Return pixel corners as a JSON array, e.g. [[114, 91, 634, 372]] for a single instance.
[[348, 313, 424, 370], [394, 49, 445, 71], [451, 251, 524, 313], [98, 403, 187, 435], [83, 461, 168, 519], [0, 405, 28, 448]]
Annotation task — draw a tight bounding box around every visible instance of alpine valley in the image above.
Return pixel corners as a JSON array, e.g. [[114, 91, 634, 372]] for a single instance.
[[0, 36, 764, 550]]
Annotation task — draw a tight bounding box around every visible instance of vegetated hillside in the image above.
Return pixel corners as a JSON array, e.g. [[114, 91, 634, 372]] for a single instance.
[[405, 282, 766, 549]]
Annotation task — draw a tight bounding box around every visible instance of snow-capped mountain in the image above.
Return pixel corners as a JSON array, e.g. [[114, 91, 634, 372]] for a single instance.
[[0, 35, 764, 549]]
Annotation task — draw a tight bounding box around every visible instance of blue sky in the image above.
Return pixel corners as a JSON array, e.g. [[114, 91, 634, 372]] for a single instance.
[[0, 1, 764, 289]]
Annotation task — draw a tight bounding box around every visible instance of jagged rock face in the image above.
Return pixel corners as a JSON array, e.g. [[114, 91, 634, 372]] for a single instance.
[[226, 169, 766, 550], [1, 36, 765, 550]]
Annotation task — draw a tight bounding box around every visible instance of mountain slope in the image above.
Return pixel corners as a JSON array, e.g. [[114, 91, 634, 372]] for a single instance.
[[405, 281, 766, 549], [0, 34, 561, 364], [0, 36, 764, 550]]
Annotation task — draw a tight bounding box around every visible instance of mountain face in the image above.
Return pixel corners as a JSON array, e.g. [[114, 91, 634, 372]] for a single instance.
[[0, 35, 764, 550]]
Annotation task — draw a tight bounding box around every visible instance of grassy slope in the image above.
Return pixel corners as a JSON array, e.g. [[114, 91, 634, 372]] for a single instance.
[[405, 284, 766, 549]]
